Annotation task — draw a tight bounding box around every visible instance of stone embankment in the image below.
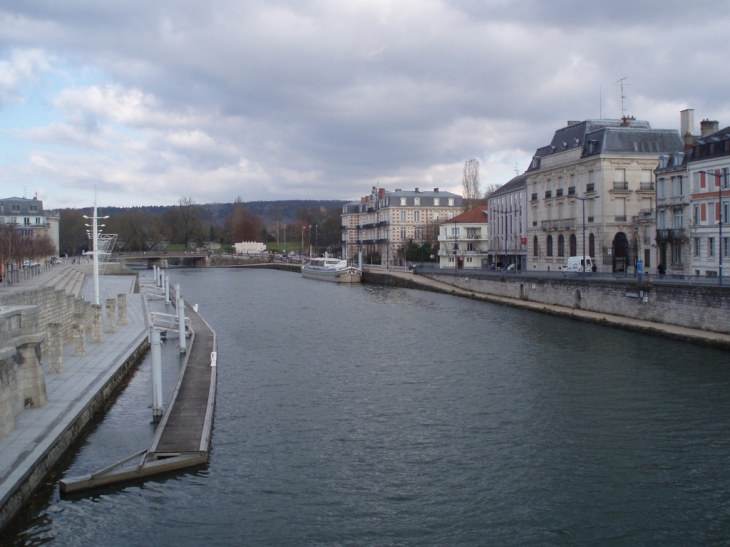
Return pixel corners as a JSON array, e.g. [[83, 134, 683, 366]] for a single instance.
[[208, 254, 273, 267], [0, 267, 148, 532], [363, 270, 730, 349]]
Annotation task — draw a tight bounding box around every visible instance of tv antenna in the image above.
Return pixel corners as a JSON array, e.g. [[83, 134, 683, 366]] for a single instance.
[[615, 77, 629, 118], [514, 162, 519, 176]]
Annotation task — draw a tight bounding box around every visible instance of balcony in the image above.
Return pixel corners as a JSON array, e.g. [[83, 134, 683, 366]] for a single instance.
[[540, 219, 576, 231], [614, 215, 627, 222], [639, 181, 655, 191], [613, 181, 629, 190], [656, 228, 686, 241]]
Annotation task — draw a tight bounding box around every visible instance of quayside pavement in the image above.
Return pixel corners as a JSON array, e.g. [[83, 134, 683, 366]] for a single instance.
[[377, 269, 730, 349], [0, 269, 149, 532]]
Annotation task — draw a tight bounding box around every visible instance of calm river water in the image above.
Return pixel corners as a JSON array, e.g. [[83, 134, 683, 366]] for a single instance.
[[4, 268, 730, 546]]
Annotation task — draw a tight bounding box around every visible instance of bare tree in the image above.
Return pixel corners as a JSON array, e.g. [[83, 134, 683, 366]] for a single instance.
[[462, 159, 480, 210], [482, 183, 503, 198]]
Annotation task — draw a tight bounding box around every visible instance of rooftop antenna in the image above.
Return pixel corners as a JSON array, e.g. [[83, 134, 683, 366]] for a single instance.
[[514, 162, 519, 176], [23, 186, 26, 199], [615, 77, 629, 118], [599, 84, 602, 119]]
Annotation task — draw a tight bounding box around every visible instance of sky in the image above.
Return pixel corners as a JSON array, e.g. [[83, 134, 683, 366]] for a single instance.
[[1, 1, 729, 210]]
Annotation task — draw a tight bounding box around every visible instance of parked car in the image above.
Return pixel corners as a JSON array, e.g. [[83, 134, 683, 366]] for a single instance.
[[22, 260, 39, 268]]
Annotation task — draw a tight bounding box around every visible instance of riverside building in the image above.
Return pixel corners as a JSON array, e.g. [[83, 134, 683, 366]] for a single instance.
[[487, 174, 527, 270], [437, 205, 489, 269], [526, 118, 683, 273], [342, 187, 463, 266]]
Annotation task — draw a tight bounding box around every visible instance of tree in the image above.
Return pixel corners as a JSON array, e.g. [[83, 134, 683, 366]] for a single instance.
[[482, 183, 502, 198], [229, 196, 265, 242], [462, 159, 481, 210], [175, 197, 204, 248], [58, 209, 89, 256]]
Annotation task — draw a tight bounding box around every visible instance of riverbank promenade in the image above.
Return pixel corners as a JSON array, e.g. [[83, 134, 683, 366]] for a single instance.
[[0, 268, 148, 531], [379, 269, 730, 348]]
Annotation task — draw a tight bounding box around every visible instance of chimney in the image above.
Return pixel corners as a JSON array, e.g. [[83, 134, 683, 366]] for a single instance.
[[680, 109, 696, 149], [620, 115, 635, 127], [434, 188, 439, 193], [378, 188, 385, 199], [567, 120, 580, 126], [415, 188, 419, 193], [700, 119, 719, 136]]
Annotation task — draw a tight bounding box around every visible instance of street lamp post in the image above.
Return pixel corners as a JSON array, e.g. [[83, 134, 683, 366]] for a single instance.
[[699, 169, 725, 285], [574, 195, 600, 273], [491, 206, 520, 269]]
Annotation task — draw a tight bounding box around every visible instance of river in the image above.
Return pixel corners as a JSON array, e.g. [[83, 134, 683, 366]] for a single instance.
[[4, 268, 730, 546]]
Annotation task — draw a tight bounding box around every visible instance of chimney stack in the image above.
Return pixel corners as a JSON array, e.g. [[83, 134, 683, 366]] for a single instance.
[[680, 109, 696, 149], [378, 188, 385, 199], [434, 188, 439, 193], [700, 119, 719, 136]]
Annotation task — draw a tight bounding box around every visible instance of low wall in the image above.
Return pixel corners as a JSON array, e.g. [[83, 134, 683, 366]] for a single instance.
[[419, 272, 730, 335]]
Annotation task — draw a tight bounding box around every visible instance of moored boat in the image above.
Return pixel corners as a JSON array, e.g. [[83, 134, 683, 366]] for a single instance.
[[302, 257, 362, 283]]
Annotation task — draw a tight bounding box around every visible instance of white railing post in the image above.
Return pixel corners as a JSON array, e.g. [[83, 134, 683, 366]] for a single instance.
[[150, 327, 164, 422]]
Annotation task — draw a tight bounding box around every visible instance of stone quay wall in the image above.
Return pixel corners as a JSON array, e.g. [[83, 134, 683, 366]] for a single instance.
[[418, 272, 730, 335], [0, 287, 94, 350]]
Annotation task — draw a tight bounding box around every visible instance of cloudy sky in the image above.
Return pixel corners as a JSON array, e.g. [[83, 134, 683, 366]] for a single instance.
[[1, 1, 729, 209]]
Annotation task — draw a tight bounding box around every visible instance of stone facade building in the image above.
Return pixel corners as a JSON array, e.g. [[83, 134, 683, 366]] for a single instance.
[[487, 174, 527, 270], [525, 118, 683, 273], [342, 187, 463, 266]]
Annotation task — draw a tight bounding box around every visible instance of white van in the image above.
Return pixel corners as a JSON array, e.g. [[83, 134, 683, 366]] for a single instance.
[[562, 256, 594, 272]]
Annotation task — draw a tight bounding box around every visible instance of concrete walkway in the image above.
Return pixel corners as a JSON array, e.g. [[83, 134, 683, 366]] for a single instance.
[[386, 270, 730, 348], [0, 274, 149, 529]]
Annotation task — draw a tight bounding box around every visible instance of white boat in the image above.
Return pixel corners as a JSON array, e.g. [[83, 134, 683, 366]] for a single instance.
[[302, 257, 362, 283]]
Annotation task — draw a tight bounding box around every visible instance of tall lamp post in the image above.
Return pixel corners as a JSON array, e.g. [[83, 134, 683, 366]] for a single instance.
[[453, 217, 458, 272], [573, 195, 600, 273], [699, 169, 725, 285]]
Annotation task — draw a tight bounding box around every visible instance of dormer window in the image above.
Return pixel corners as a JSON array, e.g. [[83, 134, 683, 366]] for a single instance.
[[400, 197, 407, 206], [433, 198, 440, 206]]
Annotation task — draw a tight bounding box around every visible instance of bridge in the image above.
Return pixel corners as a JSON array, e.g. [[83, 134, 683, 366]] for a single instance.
[[115, 251, 212, 269]]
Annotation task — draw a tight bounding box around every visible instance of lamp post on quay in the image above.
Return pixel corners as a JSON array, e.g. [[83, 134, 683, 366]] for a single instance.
[[699, 169, 726, 285], [573, 195, 600, 273], [491, 206, 521, 270]]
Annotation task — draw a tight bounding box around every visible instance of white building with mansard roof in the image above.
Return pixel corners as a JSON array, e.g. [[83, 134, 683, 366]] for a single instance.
[[525, 118, 683, 273]]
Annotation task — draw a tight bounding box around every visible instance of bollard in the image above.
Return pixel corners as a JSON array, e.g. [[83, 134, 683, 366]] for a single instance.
[[150, 327, 164, 422], [91, 304, 103, 343], [105, 299, 117, 333], [47, 322, 64, 374], [117, 293, 127, 325], [164, 274, 170, 304], [73, 322, 86, 356], [177, 295, 187, 354]]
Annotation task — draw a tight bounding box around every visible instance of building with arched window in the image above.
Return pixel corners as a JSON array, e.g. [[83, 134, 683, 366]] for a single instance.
[[525, 118, 683, 272]]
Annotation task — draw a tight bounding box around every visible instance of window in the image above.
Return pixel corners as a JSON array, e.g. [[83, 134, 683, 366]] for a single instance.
[[29, 205, 38, 213], [433, 198, 440, 206], [400, 197, 407, 206], [414, 197, 420, 206], [672, 243, 684, 264], [547, 235, 553, 256], [533, 235, 538, 256], [558, 234, 565, 257], [545, 190, 552, 199], [451, 227, 459, 236], [433, 212, 440, 222], [400, 211, 406, 222], [414, 211, 420, 222], [709, 237, 715, 257], [11, 204, 20, 212], [400, 228, 406, 239], [657, 178, 666, 199], [694, 205, 700, 225], [35, 217, 41, 224], [586, 183, 595, 193], [448, 198, 455, 206], [24, 217, 30, 225], [693, 172, 701, 192], [694, 238, 701, 256], [673, 209, 683, 228], [672, 176, 683, 196], [644, 249, 651, 268], [569, 234, 577, 256], [657, 210, 666, 229], [724, 237, 729, 258]]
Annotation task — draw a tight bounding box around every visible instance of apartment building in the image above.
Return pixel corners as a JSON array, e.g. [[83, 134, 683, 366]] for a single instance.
[[0, 196, 60, 252], [487, 174, 527, 270], [686, 120, 730, 278], [342, 187, 463, 266], [437, 205, 489, 269], [526, 118, 683, 272]]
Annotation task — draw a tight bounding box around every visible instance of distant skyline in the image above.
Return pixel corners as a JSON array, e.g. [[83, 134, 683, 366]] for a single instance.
[[1, 1, 729, 210]]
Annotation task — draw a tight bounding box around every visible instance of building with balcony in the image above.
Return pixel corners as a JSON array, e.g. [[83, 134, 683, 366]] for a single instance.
[[525, 118, 683, 272], [342, 187, 463, 266], [487, 174, 527, 269], [686, 119, 730, 278], [437, 205, 489, 269]]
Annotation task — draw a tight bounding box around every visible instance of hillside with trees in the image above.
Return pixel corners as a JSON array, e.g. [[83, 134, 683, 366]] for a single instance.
[[57, 198, 348, 256]]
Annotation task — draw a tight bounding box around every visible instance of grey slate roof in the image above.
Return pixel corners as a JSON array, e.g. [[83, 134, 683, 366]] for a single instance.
[[489, 174, 526, 199], [528, 118, 683, 171]]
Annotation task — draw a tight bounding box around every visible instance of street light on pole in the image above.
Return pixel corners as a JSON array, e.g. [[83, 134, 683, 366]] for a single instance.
[[573, 195, 600, 273], [491, 206, 521, 269], [699, 169, 725, 285]]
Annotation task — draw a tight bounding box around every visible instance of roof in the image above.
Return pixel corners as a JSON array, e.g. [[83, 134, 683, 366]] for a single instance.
[[489, 174, 526, 199], [528, 118, 683, 171], [448, 205, 488, 224]]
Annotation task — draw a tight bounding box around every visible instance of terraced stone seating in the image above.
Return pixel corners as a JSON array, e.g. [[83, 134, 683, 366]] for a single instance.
[[42, 266, 86, 298]]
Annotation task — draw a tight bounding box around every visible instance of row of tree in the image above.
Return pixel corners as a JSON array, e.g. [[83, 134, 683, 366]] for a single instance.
[[58, 197, 346, 256], [0, 225, 56, 269]]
